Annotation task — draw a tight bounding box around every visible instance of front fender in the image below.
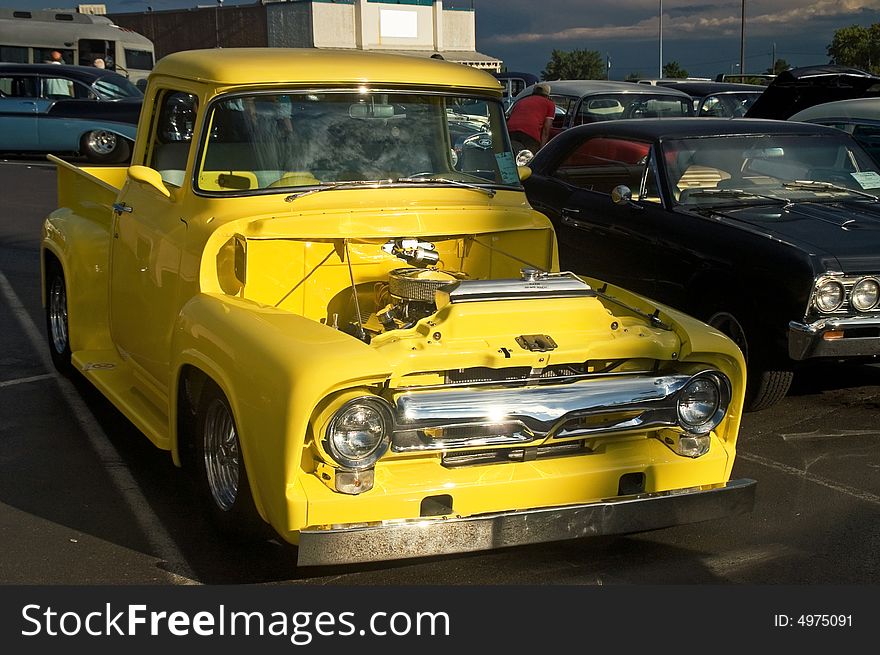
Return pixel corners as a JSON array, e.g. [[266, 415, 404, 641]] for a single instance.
[[582, 278, 746, 463], [171, 292, 391, 532]]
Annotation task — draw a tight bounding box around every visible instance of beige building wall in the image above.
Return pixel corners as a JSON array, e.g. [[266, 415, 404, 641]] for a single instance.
[[312, 3, 357, 49], [440, 8, 475, 51]]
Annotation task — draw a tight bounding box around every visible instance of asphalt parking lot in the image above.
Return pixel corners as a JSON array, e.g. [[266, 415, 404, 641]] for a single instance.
[[1, 156, 879, 587]]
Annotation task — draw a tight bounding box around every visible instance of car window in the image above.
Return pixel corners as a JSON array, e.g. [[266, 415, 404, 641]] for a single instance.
[[42, 77, 94, 100], [851, 124, 880, 164], [551, 136, 652, 195], [574, 97, 624, 124], [0, 75, 38, 98], [698, 93, 760, 118], [549, 95, 575, 128], [148, 90, 199, 187], [92, 76, 142, 100]]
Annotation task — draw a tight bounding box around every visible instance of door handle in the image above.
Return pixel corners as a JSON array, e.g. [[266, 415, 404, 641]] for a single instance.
[[560, 208, 584, 225], [112, 202, 133, 214]]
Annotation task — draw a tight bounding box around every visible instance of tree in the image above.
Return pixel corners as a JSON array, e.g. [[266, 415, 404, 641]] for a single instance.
[[625, 72, 642, 82], [662, 61, 688, 78], [765, 58, 790, 75], [541, 49, 606, 80], [827, 23, 880, 74]]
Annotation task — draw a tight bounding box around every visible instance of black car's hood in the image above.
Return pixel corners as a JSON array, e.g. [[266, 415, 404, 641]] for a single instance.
[[745, 65, 880, 120], [704, 200, 880, 271]]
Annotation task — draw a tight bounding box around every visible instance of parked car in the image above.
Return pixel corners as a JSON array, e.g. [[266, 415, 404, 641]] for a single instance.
[[789, 97, 880, 164], [522, 118, 880, 411], [491, 70, 539, 109], [650, 80, 764, 117], [40, 49, 754, 565], [0, 63, 141, 162], [746, 65, 880, 120], [508, 80, 694, 141]]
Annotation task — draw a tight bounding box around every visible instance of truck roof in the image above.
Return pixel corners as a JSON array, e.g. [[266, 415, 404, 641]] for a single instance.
[[152, 48, 503, 94]]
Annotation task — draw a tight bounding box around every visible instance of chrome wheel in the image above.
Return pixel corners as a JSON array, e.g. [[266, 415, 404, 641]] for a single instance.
[[86, 130, 118, 156], [48, 275, 68, 355], [202, 397, 240, 512]]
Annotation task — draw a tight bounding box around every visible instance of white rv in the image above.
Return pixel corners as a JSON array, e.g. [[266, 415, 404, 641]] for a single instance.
[[0, 8, 154, 83]]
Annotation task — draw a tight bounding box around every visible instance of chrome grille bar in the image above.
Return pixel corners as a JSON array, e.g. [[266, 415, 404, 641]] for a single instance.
[[390, 373, 699, 452]]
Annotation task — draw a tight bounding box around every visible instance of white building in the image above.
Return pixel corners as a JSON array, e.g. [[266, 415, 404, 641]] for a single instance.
[[272, 0, 500, 70]]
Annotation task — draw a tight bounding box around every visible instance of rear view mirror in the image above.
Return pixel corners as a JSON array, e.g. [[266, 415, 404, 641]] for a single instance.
[[743, 147, 784, 158], [349, 103, 394, 118]]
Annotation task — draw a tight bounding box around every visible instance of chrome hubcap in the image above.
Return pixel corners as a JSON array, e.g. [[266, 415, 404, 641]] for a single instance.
[[87, 130, 117, 155], [203, 398, 239, 511], [48, 276, 68, 355]]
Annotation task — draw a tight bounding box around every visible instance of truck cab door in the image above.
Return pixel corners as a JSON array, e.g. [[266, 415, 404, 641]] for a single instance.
[[108, 90, 198, 390]]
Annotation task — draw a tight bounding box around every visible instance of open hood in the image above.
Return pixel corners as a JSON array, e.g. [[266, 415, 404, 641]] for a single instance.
[[745, 65, 880, 119]]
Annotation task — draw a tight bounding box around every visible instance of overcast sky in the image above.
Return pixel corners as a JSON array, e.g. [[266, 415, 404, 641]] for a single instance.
[[9, 0, 880, 78]]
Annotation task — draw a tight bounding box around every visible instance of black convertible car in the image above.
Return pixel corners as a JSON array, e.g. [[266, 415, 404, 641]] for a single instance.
[[522, 118, 880, 410]]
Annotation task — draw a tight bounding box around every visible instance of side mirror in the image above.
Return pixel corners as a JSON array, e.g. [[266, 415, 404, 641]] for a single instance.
[[611, 185, 633, 205], [128, 165, 171, 198], [515, 149, 534, 166], [517, 165, 532, 182]]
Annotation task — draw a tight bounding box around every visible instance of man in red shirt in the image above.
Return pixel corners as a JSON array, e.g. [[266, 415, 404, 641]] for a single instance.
[[506, 83, 556, 154]]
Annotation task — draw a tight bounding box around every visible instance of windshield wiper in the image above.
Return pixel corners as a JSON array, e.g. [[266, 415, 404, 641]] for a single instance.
[[682, 188, 788, 205], [283, 176, 498, 202], [284, 180, 392, 202], [782, 180, 880, 201], [396, 175, 497, 197]]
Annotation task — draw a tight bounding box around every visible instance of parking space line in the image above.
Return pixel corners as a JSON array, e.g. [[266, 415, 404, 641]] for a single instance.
[[0, 269, 198, 584], [0, 373, 55, 388], [737, 451, 880, 507]]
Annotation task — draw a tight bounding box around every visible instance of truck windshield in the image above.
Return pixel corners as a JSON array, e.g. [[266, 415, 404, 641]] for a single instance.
[[196, 90, 519, 194]]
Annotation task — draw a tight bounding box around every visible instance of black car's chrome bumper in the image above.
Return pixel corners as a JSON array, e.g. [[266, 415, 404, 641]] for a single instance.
[[789, 317, 880, 360], [296, 478, 757, 566]]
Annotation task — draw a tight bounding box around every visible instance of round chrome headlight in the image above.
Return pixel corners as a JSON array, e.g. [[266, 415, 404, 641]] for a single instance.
[[325, 397, 392, 469], [815, 280, 844, 313], [851, 277, 880, 311], [677, 372, 731, 435]]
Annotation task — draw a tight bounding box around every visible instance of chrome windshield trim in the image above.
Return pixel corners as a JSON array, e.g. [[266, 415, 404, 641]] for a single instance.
[[390, 371, 728, 452]]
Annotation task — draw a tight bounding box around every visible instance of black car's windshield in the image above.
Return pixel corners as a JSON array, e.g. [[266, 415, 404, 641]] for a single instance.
[[196, 90, 518, 194], [664, 133, 880, 206]]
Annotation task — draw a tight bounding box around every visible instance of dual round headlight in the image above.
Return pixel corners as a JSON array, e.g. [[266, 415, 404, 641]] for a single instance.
[[815, 279, 844, 312], [325, 397, 392, 469], [814, 276, 880, 313], [676, 372, 731, 435], [852, 277, 880, 311]]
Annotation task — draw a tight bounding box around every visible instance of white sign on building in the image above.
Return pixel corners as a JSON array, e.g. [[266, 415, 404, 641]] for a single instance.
[[379, 9, 418, 39]]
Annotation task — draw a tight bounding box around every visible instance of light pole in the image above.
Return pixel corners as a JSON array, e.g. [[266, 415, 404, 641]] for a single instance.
[[739, 0, 745, 77], [659, 0, 663, 78]]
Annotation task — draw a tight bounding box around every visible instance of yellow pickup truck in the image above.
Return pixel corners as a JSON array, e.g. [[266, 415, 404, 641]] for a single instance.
[[41, 48, 754, 566]]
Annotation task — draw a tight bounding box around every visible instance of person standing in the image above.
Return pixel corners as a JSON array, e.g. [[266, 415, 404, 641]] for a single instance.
[[43, 51, 73, 97], [506, 82, 556, 154]]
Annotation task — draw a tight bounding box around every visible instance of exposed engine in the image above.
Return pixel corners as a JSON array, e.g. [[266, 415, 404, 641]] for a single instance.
[[376, 267, 468, 330], [341, 237, 594, 341]]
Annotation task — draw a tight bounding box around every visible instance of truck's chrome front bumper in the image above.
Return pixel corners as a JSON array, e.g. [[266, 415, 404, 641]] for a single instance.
[[297, 478, 757, 566]]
